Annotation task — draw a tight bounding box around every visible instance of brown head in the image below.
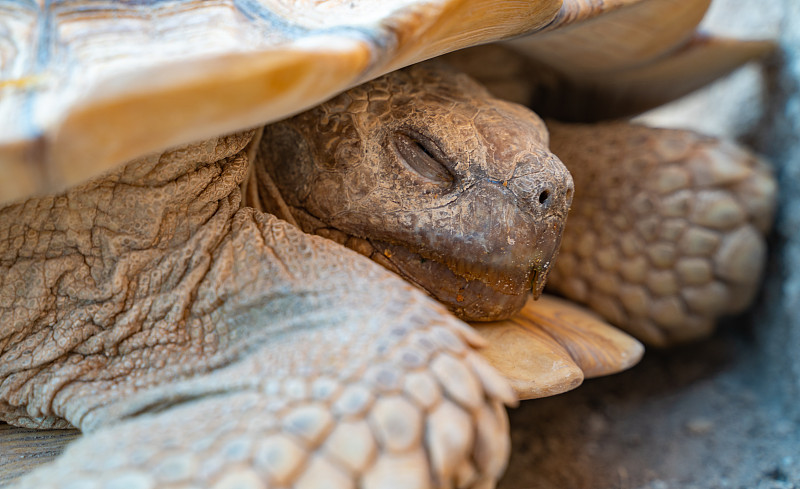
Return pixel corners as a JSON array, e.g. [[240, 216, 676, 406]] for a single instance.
[[252, 62, 573, 320]]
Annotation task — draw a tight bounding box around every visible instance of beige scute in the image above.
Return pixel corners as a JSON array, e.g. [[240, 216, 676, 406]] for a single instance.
[[0, 133, 513, 489]]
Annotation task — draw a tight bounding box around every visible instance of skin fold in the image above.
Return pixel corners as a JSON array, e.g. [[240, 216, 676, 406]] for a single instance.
[[249, 62, 574, 321]]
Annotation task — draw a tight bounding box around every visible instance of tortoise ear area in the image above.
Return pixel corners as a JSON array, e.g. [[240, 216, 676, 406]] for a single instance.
[[287, 108, 362, 172], [332, 136, 364, 172], [258, 123, 317, 204]]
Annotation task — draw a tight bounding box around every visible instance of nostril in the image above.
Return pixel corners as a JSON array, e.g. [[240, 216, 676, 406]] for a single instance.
[[538, 189, 551, 205]]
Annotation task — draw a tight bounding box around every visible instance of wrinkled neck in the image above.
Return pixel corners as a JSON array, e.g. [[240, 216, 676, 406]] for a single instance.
[[0, 132, 253, 428]]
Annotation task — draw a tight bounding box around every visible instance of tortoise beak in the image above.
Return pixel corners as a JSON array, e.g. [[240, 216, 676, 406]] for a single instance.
[[529, 215, 566, 300], [532, 269, 546, 299], [530, 259, 555, 300]]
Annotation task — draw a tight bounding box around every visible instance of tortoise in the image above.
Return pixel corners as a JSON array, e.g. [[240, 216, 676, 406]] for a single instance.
[[0, 0, 777, 487]]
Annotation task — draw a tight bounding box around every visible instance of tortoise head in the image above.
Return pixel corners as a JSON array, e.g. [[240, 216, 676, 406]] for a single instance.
[[254, 62, 573, 321]]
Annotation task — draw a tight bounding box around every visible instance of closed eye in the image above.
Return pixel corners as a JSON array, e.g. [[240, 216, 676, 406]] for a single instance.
[[393, 132, 454, 186]]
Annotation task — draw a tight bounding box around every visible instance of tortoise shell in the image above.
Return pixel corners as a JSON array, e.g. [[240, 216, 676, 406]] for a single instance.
[[0, 0, 772, 205], [0, 0, 563, 204]]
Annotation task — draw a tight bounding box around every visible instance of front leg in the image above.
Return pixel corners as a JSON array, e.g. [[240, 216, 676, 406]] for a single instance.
[[546, 121, 776, 346], [1, 135, 514, 488]]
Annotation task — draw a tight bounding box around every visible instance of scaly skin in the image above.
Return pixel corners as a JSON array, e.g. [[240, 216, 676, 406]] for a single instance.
[[547, 121, 776, 346], [2, 128, 514, 487]]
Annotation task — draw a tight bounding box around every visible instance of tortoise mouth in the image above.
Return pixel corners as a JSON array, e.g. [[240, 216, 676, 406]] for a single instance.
[[367, 239, 547, 321]]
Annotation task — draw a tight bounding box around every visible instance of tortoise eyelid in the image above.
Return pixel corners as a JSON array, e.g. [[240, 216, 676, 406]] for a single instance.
[[393, 131, 455, 186]]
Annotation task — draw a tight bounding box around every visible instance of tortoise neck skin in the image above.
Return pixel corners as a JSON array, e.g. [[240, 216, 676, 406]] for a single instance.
[[253, 63, 574, 321]]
